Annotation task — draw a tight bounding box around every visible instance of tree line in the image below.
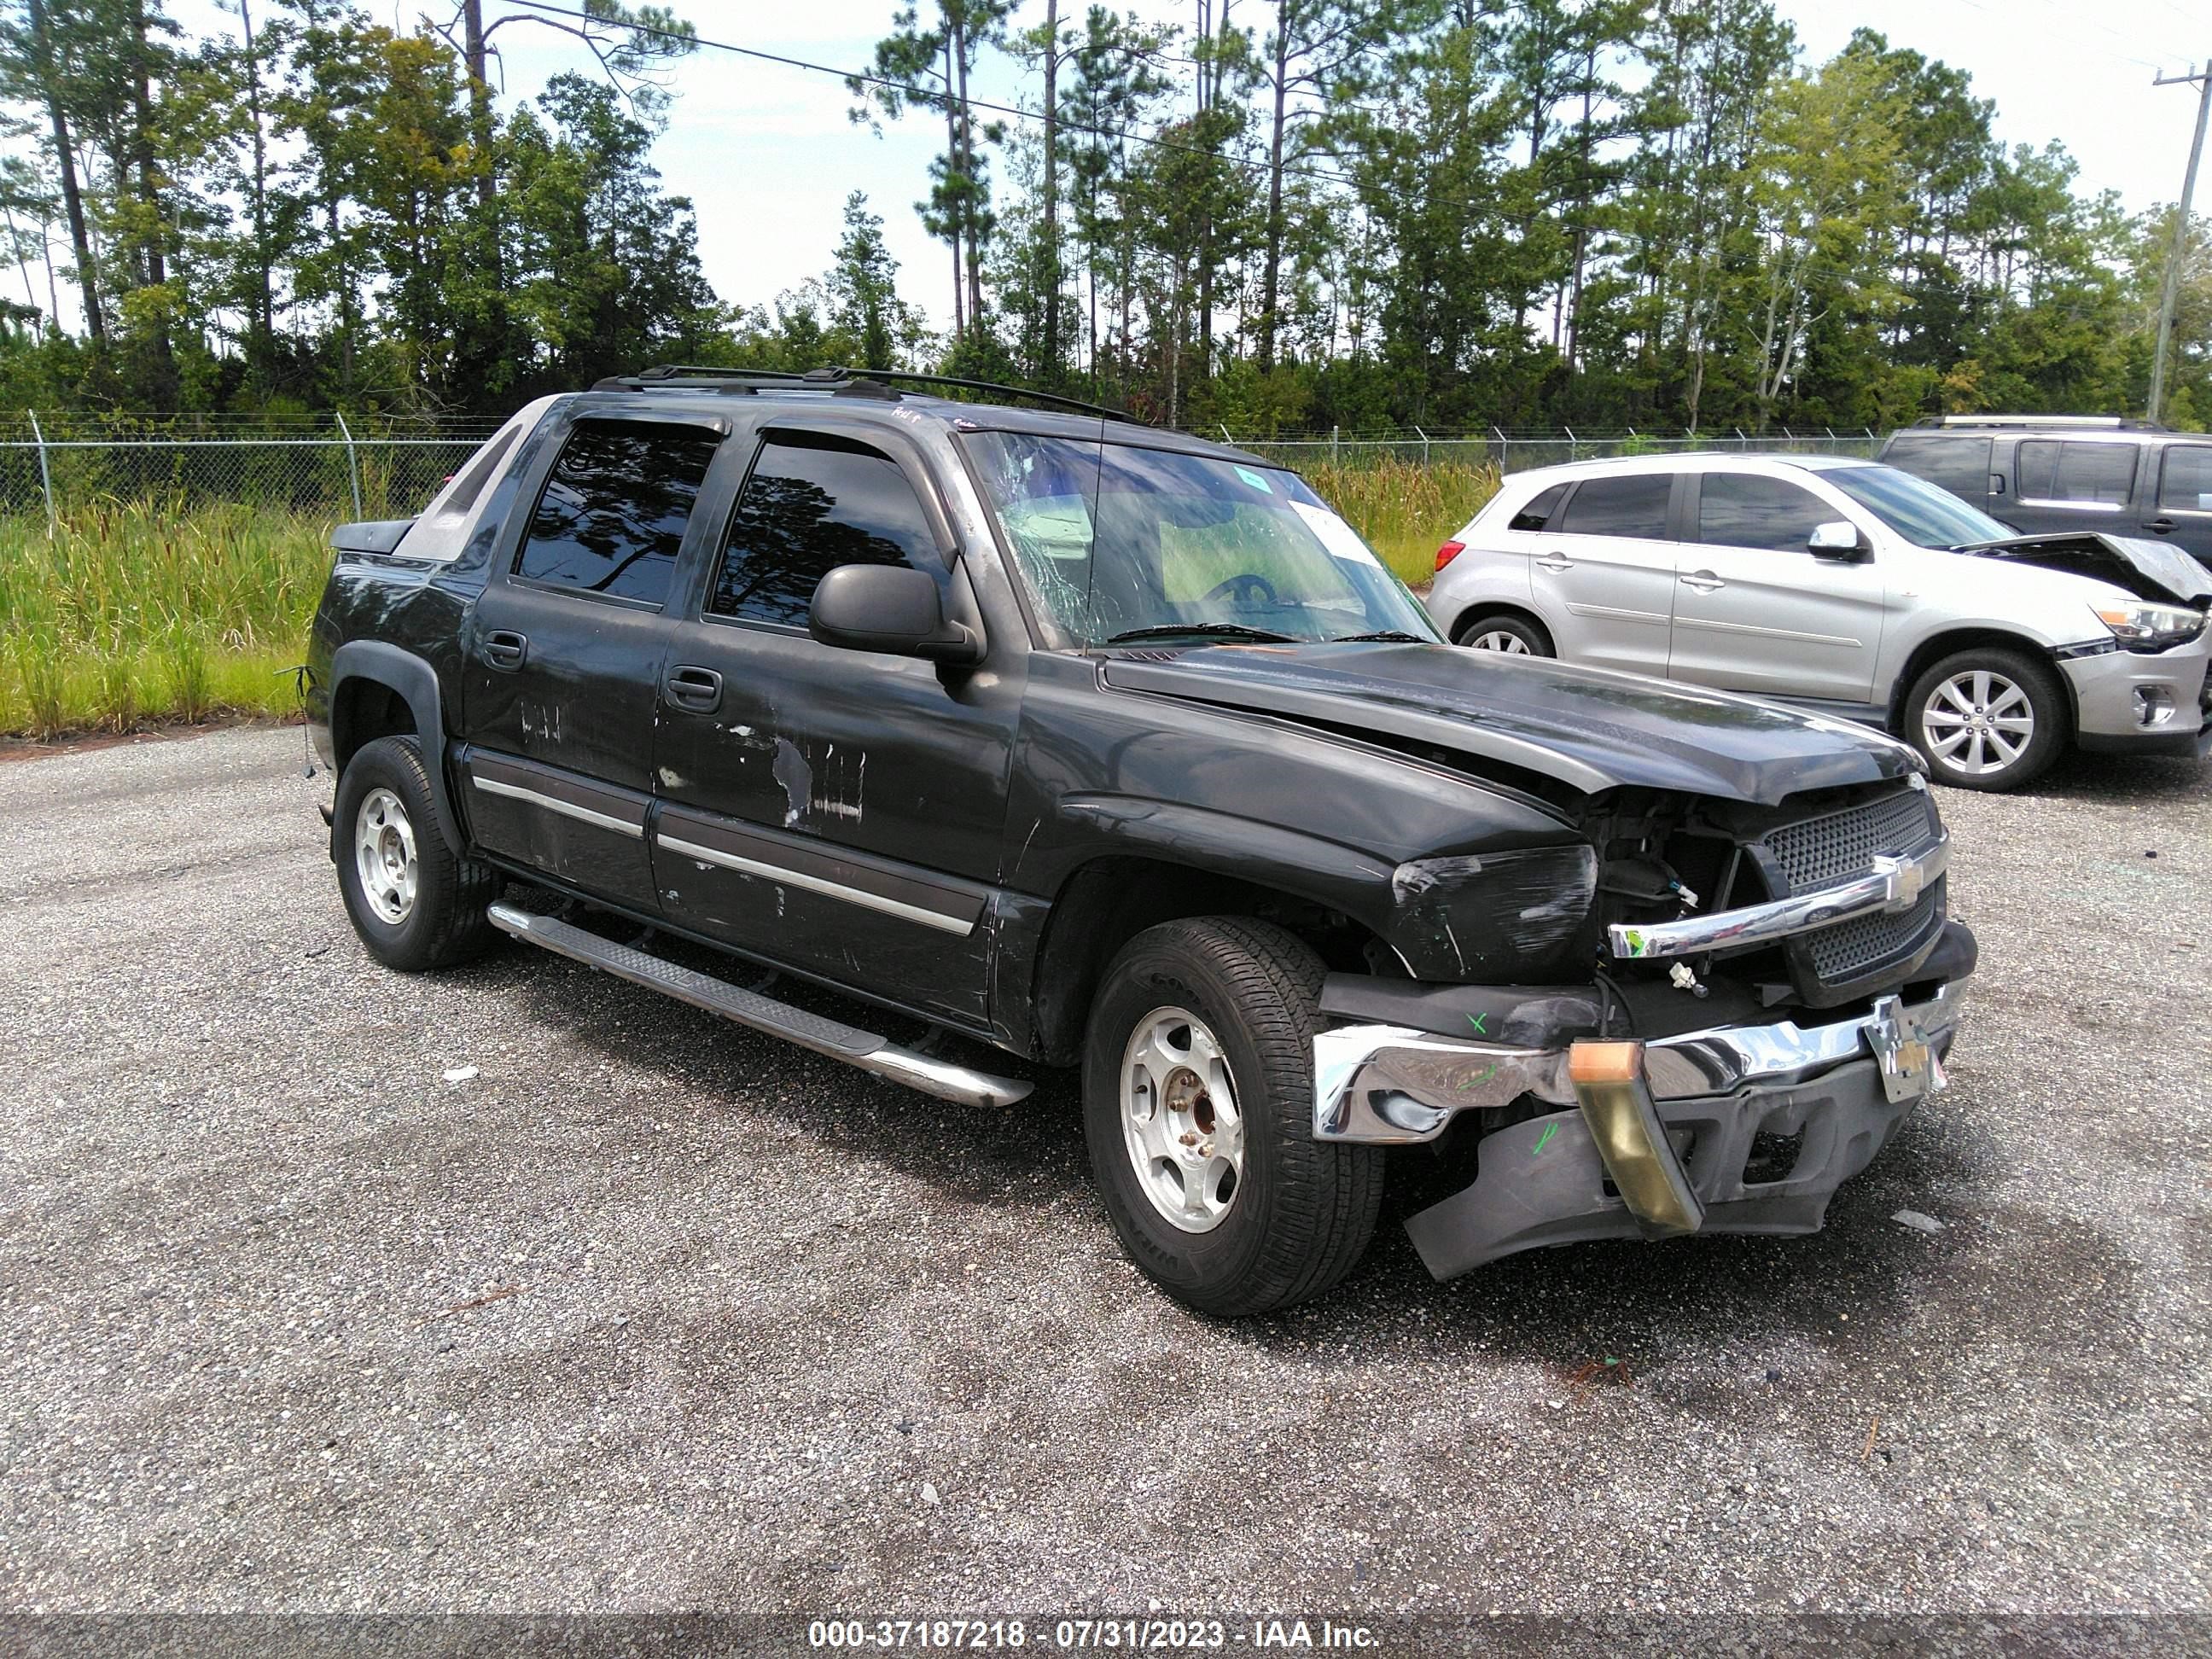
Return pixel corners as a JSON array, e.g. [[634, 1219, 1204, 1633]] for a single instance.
[[0, 0, 2204, 435], [0, 0, 720, 416]]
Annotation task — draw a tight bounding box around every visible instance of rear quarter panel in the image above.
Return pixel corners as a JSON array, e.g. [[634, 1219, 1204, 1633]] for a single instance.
[[306, 556, 486, 773], [1427, 492, 1538, 640]]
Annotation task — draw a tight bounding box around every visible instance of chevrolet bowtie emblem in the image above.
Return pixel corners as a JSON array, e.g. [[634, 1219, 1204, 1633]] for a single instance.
[[1872, 852, 1924, 909]]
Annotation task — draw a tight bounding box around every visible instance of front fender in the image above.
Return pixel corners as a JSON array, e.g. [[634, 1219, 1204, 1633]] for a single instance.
[[1049, 794, 1400, 926], [1024, 795, 1597, 984]]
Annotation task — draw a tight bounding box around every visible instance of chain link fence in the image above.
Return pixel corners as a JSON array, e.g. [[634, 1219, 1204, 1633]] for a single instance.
[[0, 413, 509, 526], [0, 413, 1890, 526]]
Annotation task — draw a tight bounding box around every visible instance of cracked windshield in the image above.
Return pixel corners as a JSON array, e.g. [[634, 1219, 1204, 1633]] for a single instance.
[[963, 433, 1438, 649]]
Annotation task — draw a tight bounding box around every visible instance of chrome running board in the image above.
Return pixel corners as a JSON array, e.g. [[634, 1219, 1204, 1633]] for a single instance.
[[486, 903, 1033, 1109]]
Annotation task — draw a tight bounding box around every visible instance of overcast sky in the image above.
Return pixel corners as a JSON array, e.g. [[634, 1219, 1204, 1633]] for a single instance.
[[80, 0, 2212, 341]]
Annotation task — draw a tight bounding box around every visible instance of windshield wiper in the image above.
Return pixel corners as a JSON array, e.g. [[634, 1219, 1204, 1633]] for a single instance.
[[1101, 623, 1300, 645], [1330, 630, 1429, 643]]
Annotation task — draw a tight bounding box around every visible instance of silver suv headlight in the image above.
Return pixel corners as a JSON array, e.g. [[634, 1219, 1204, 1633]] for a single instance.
[[2090, 601, 2206, 653]]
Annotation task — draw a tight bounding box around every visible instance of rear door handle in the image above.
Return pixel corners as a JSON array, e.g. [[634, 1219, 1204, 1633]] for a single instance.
[[482, 630, 527, 669], [665, 665, 723, 713], [2145, 518, 2176, 534], [1534, 555, 1575, 572], [1679, 571, 1726, 591]]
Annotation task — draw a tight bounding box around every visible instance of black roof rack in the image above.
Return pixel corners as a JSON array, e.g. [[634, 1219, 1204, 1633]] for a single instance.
[[591, 364, 878, 395], [590, 364, 1141, 424], [839, 370, 1138, 423]]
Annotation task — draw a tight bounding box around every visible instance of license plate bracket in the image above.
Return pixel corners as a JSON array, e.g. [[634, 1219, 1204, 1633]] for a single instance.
[[1866, 994, 1944, 1105]]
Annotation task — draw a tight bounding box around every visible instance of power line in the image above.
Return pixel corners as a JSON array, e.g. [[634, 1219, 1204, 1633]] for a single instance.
[[503, 0, 2138, 291], [2009, 0, 2186, 71], [1925, 0, 2167, 73], [502, 0, 1377, 191]]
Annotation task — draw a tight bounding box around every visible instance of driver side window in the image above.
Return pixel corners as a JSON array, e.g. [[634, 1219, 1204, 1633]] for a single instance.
[[710, 431, 948, 627], [1696, 473, 1837, 553]]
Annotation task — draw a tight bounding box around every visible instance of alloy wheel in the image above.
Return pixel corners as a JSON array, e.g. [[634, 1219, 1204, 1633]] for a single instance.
[[1119, 1006, 1245, 1234], [1920, 669, 2034, 777], [354, 786, 418, 925]]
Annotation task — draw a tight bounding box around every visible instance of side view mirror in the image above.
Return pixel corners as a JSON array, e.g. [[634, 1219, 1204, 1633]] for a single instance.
[[1807, 521, 1871, 561], [809, 564, 982, 664]]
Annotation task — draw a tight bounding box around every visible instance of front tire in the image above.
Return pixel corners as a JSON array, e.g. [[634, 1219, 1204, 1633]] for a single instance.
[[1453, 611, 1552, 656], [334, 735, 503, 970], [1903, 648, 2066, 792], [1082, 917, 1383, 1317]]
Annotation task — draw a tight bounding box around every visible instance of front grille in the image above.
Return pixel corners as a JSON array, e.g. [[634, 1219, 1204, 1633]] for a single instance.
[[1747, 786, 1947, 1001], [1761, 790, 1936, 890], [1804, 876, 1946, 981]]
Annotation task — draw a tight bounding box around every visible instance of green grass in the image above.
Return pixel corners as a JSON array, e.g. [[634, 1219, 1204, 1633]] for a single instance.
[[0, 455, 1502, 739], [0, 502, 332, 739], [1303, 455, 1503, 585]]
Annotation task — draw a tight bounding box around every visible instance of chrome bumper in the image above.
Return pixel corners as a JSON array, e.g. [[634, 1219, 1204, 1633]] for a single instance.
[[1606, 834, 1947, 962], [1313, 979, 1968, 1146], [1320, 979, 1970, 1279]]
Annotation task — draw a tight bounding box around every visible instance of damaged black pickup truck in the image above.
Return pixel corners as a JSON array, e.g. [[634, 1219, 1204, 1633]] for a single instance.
[[305, 366, 1973, 1315]]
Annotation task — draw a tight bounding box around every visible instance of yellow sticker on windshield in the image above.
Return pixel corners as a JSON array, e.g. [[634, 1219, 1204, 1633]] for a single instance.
[[1234, 465, 1272, 493]]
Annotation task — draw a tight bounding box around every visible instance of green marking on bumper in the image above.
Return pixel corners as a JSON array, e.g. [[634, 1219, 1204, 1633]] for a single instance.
[[1531, 1122, 1558, 1156]]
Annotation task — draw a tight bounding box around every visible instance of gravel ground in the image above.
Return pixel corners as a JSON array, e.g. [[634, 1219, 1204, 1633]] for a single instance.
[[1, 726, 2208, 1622]]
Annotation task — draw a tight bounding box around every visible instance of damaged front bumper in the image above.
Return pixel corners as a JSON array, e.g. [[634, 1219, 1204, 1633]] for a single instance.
[[2061, 632, 2212, 758], [1313, 972, 1969, 1280]]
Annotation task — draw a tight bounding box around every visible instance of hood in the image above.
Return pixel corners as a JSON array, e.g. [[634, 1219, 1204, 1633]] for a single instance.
[[1960, 533, 2212, 608], [1102, 643, 1918, 806]]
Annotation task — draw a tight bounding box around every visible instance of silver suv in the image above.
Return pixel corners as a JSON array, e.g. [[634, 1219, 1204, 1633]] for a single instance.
[[1425, 454, 2212, 791]]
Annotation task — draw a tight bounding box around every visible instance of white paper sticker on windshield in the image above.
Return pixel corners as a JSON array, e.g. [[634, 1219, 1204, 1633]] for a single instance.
[[1291, 500, 1382, 568], [1234, 465, 1273, 493]]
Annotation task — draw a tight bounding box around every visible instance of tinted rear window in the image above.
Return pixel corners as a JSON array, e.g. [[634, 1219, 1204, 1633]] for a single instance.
[[2159, 445, 2212, 513], [1884, 434, 1990, 500], [1509, 482, 1569, 532], [1557, 474, 1671, 538], [2017, 440, 2135, 506], [516, 419, 722, 606]]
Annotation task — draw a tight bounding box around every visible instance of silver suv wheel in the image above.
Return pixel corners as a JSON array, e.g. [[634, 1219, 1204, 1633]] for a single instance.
[[1120, 1006, 1245, 1234], [354, 786, 418, 924], [1920, 668, 2034, 777], [1468, 629, 1532, 654]]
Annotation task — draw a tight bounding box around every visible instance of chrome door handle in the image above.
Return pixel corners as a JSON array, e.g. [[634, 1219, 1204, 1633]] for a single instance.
[[1534, 556, 1575, 572], [1679, 572, 1726, 591]]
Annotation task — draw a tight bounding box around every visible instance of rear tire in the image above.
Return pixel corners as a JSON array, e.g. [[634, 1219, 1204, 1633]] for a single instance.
[[1082, 917, 1383, 1317], [335, 735, 503, 970], [1453, 611, 1553, 656], [1902, 648, 2066, 792]]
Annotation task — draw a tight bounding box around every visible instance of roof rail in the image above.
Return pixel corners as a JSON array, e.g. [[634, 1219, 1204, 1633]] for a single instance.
[[836, 370, 1138, 423], [1915, 413, 2168, 432], [591, 364, 1140, 423], [589, 364, 882, 395]]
